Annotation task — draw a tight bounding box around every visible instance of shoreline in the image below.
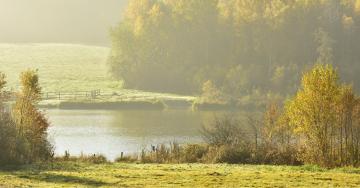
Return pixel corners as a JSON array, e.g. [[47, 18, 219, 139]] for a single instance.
[[37, 99, 242, 111]]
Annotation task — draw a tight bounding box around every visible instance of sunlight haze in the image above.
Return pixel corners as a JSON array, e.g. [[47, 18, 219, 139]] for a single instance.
[[0, 0, 128, 45]]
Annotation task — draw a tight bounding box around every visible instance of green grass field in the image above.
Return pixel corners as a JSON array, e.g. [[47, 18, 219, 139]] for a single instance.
[[1, 163, 360, 187], [0, 43, 120, 92], [0, 43, 195, 106]]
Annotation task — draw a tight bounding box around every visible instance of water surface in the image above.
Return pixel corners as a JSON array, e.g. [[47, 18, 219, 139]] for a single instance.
[[47, 109, 219, 160]]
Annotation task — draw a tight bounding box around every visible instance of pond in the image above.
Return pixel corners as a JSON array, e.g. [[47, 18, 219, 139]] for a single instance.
[[46, 109, 224, 161]]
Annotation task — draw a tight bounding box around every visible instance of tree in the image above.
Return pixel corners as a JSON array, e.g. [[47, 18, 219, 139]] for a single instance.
[[336, 85, 360, 166], [262, 102, 280, 146], [12, 70, 53, 163], [200, 80, 225, 104], [284, 64, 341, 167]]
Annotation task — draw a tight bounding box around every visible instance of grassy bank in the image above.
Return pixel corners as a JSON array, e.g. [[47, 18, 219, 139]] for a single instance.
[[37, 91, 195, 110], [56, 100, 165, 110], [1, 162, 360, 187]]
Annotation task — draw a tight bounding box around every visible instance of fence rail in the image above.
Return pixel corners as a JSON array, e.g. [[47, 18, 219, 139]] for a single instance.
[[4, 89, 164, 101], [42, 89, 101, 100]]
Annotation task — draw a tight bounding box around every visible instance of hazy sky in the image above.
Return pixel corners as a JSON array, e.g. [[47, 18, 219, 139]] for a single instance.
[[0, 0, 128, 46]]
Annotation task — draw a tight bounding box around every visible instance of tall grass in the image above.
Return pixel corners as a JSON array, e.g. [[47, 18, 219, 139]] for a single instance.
[[115, 143, 208, 164], [55, 151, 108, 164]]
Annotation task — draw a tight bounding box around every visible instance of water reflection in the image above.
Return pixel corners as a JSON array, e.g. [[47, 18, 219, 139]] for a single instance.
[[47, 109, 220, 160]]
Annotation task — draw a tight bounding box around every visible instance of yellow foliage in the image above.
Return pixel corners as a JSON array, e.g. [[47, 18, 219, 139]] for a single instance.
[[134, 16, 145, 37], [148, 4, 163, 24], [342, 15, 354, 30], [355, 0, 360, 14], [201, 80, 224, 104], [19, 70, 41, 102], [233, 0, 262, 24], [0, 72, 6, 92]]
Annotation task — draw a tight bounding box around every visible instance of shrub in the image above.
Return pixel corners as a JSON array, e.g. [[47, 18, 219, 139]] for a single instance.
[[181, 144, 208, 163], [203, 145, 252, 164], [0, 112, 18, 164], [201, 115, 250, 146]]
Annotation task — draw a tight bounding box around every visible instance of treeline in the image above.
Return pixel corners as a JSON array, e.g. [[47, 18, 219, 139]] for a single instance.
[[0, 71, 52, 165], [109, 0, 360, 108], [117, 64, 360, 168]]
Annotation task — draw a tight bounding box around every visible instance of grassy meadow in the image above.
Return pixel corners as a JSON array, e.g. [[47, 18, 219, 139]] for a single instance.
[[0, 162, 360, 187], [0, 43, 195, 108], [0, 43, 118, 92]]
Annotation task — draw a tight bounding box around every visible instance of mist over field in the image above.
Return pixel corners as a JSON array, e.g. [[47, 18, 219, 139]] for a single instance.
[[1, 1, 360, 187], [0, 0, 128, 45]]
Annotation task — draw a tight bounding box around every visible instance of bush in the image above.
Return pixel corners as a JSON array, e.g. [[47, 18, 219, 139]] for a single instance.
[[0, 112, 18, 164], [254, 145, 301, 165], [203, 145, 252, 164], [201, 115, 250, 146], [200, 115, 255, 164], [181, 144, 208, 163]]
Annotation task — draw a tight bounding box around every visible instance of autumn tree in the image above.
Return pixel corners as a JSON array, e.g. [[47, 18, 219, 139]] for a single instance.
[[336, 85, 360, 166], [284, 63, 360, 167], [12, 70, 53, 163], [284, 64, 342, 166]]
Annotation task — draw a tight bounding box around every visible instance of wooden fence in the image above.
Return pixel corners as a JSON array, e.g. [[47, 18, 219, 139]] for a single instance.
[[4, 89, 166, 101], [42, 89, 101, 100]]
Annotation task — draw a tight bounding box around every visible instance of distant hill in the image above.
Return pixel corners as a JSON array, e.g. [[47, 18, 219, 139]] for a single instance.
[[0, 43, 122, 92]]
